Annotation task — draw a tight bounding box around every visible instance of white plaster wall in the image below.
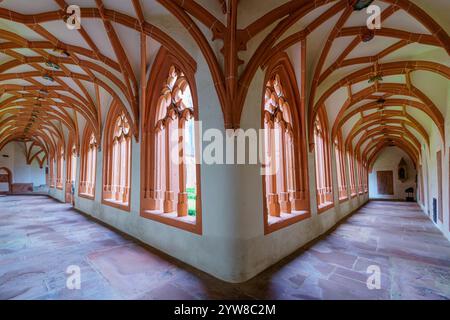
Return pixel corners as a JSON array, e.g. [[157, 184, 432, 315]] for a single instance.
[[0, 142, 46, 187], [369, 147, 417, 200], [418, 122, 450, 242]]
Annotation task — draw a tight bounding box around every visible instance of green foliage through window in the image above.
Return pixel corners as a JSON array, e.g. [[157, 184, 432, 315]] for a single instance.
[[187, 187, 196, 216]]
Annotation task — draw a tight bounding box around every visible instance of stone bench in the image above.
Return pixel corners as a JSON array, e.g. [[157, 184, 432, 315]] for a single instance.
[[11, 183, 34, 193]]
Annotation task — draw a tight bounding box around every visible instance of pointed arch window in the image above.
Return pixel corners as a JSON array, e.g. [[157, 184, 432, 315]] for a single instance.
[[79, 129, 97, 199], [261, 55, 311, 234], [334, 133, 348, 201], [356, 156, 364, 195], [348, 151, 357, 197], [56, 144, 64, 189], [314, 114, 334, 212], [65, 143, 77, 203], [103, 109, 132, 210], [363, 162, 368, 193], [141, 51, 202, 235], [49, 156, 55, 188], [418, 165, 424, 205], [68, 145, 77, 184], [263, 74, 296, 217]]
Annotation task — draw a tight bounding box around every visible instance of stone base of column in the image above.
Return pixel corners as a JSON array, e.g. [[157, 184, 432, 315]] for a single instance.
[[163, 191, 174, 213], [267, 193, 280, 217], [145, 190, 162, 210], [325, 190, 333, 203], [290, 191, 308, 211], [177, 192, 188, 217], [279, 192, 291, 213]]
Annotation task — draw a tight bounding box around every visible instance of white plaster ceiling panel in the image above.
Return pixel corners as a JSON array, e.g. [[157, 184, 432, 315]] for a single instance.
[[412, 0, 450, 33], [360, 139, 371, 151], [241, 20, 279, 66], [0, 19, 46, 42], [347, 99, 377, 113], [0, 79, 29, 86], [141, 0, 173, 20], [78, 79, 96, 102], [103, 0, 135, 17], [406, 125, 427, 144], [278, 1, 339, 46], [79, 18, 117, 62], [342, 114, 360, 139], [319, 63, 372, 95], [385, 106, 403, 111], [145, 37, 162, 77], [324, 86, 347, 129], [412, 70, 448, 116], [389, 95, 420, 102], [382, 44, 445, 63], [306, 12, 342, 88], [346, 37, 399, 60], [6, 64, 35, 74], [61, 64, 86, 75], [406, 108, 433, 133], [0, 53, 14, 64], [112, 22, 141, 78], [12, 48, 40, 58], [353, 130, 365, 143], [351, 80, 372, 94], [322, 36, 356, 71], [380, 75, 405, 84], [41, 21, 88, 48], [55, 89, 80, 103], [100, 87, 113, 125], [383, 10, 431, 35], [237, 0, 290, 28], [196, 0, 226, 25], [363, 109, 378, 116], [0, 0, 57, 15]]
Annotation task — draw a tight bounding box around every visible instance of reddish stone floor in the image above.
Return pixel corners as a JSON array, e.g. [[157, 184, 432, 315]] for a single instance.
[[0, 195, 449, 300]]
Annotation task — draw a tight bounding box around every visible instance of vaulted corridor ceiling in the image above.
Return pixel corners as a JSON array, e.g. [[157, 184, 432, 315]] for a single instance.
[[0, 0, 449, 170]]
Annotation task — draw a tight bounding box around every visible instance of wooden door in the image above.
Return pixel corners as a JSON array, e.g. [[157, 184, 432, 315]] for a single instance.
[[377, 171, 394, 195]]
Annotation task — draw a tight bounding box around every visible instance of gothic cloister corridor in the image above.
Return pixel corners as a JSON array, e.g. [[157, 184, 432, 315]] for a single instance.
[[1, 195, 449, 300], [0, 0, 449, 305]]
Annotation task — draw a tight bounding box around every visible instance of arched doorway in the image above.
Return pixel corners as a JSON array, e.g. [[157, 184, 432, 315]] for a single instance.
[[0, 167, 12, 194]]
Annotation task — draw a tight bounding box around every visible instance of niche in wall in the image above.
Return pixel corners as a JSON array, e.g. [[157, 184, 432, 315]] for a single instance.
[[398, 158, 408, 182]]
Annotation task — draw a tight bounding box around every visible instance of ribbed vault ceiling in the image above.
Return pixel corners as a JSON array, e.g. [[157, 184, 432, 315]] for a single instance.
[[0, 0, 448, 169]]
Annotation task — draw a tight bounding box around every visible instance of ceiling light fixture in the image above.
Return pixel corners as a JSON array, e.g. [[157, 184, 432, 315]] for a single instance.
[[369, 74, 383, 83], [45, 61, 60, 70], [377, 98, 386, 105], [43, 74, 55, 82], [361, 29, 375, 42], [52, 48, 71, 57], [352, 0, 375, 11]]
